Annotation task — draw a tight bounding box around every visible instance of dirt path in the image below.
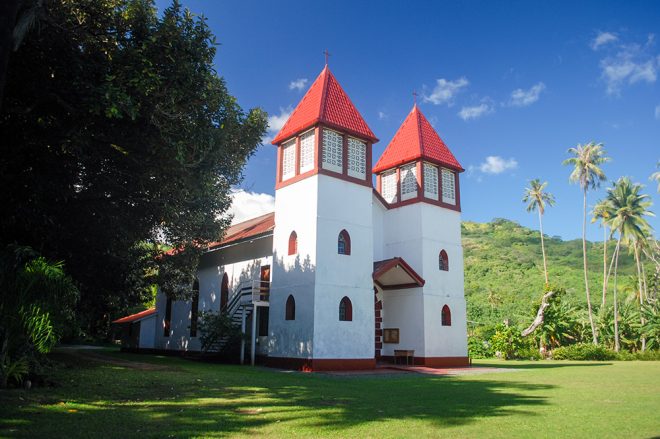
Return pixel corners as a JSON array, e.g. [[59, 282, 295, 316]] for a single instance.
[[54, 346, 175, 371]]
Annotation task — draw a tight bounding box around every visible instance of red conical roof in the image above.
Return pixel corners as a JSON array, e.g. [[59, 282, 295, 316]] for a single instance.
[[373, 105, 463, 173], [271, 66, 378, 145]]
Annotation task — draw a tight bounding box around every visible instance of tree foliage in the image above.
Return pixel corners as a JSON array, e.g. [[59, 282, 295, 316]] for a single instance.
[[0, 0, 267, 337]]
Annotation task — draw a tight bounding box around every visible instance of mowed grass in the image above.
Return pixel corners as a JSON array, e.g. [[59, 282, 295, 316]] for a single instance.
[[1, 351, 659, 438]]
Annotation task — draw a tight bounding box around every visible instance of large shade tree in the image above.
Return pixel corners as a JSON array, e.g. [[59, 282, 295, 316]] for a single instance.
[[0, 0, 267, 336], [563, 142, 609, 345], [522, 179, 555, 285]]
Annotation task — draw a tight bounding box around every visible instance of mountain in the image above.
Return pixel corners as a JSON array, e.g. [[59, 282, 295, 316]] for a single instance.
[[462, 218, 639, 328]]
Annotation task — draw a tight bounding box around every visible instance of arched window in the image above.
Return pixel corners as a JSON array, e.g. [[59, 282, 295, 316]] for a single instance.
[[338, 229, 351, 255], [339, 296, 353, 321], [439, 250, 449, 271], [442, 305, 452, 326], [288, 231, 298, 255], [220, 273, 229, 310], [285, 295, 296, 320]]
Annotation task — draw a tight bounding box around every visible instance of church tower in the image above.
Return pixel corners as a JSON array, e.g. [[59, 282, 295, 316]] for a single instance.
[[267, 66, 378, 370], [373, 104, 468, 366]]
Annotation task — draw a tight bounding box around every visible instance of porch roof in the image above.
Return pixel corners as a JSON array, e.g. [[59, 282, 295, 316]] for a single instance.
[[373, 257, 425, 290]]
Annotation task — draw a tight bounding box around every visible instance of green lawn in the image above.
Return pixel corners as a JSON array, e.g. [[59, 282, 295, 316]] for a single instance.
[[1, 351, 659, 438]]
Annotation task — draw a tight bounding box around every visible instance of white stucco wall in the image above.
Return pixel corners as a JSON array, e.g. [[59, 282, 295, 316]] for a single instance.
[[154, 236, 273, 352], [138, 315, 156, 349], [269, 176, 318, 358], [378, 201, 468, 359], [379, 287, 425, 357]]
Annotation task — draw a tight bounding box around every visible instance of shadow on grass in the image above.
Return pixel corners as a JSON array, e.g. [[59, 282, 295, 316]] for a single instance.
[[475, 361, 613, 370], [1, 352, 556, 438]]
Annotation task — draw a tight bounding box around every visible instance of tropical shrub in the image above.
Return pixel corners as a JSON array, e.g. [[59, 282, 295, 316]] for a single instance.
[[0, 245, 78, 387], [198, 311, 243, 354], [615, 350, 660, 361], [552, 343, 617, 360]]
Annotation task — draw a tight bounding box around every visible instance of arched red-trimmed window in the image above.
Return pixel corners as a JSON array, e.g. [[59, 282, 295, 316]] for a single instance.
[[220, 272, 229, 310], [442, 304, 452, 326], [338, 229, 351, 255], [285, 295, 296, 320], [288, 231, 298, 255], [339, 296, 353, 321], [439, 249, 449, 271]]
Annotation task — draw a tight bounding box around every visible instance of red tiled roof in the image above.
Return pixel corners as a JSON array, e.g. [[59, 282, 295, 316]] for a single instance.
[[112, 308, 156, 324], [208, 212, 275, 249], [373, 105, 463, 173], [271, 66, 378, 144]]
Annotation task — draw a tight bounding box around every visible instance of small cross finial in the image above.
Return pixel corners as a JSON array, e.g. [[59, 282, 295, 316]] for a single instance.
[[412, 90, 419, 105], [324, 49, 331, 66]]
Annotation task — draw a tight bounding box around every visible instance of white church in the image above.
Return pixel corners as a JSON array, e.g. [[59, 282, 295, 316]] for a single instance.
[[113, 65, 469, 371]]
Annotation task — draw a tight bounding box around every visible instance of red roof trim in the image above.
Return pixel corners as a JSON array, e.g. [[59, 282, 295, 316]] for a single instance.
[[373, 257, 425, 287], [208, 212, 275, 250], [112, 308, 156, 324]]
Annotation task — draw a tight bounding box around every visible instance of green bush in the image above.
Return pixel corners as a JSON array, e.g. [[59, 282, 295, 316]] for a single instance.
[[468, 335, 493, 359], [514, 346, 542, 361], [615, 350, 660, 361], [552, 343, 617, 361]]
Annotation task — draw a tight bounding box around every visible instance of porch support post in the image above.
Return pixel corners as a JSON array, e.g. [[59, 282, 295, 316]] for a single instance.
[[240, 305, 246, 365], [251, 305, 258, 366]]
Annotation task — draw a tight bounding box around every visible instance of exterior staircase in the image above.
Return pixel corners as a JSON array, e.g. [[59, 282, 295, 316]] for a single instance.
[[204, 280, 269, 355]]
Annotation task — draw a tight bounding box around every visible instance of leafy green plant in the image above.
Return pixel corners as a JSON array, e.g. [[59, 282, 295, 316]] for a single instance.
[[552, 343, 617, 360], [197, 311, 243, 354]]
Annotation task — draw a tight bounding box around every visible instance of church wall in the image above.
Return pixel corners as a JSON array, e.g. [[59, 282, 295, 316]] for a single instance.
[[268, 176, 318, 359], [312, 174, 374, 359], [154, 237, 273, 352], [380, 287, 425, 357]]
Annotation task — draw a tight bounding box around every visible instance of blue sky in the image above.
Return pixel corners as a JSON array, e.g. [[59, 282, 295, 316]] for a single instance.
[[157, 0, 659, 241]]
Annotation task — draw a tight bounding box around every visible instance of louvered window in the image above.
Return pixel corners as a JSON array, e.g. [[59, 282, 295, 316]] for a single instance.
[[347, 137, 366, 178], [282, 140, 296, 180], [424, 163, 439, 200], [299, 130, 315, 173], [381, 170, 397, 203], [322, 129, 343, 172], [400, 163, 418, 200], [442, 169, 456, 204]]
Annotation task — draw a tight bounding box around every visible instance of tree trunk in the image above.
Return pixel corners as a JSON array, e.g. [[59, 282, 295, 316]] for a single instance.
[[613, 236, 621, 352], [521, 290, 556, 337], [582, 189, 598, 345], [539, 209, 549, 285], [602, 226, 608, 308], [634, 243, 645, 351]]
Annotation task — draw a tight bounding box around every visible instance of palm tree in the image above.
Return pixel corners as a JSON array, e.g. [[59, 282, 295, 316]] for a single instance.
[[592, 199, 613, 307], [650, 161, 660, 193], [563, 142, 610, 345], [605, 177, 654, 352], [523, 179, 555, 284]]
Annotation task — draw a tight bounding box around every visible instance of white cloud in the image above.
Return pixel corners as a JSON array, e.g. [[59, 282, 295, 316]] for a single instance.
[[423, 77, 469, 106], [458, 103, 493, 120], [591, 31, 618, 50], [263, 107, 292, 143], [378, 111, 388, 120], [478, 156, 518, 175], [288, 78, 308, 91], [227, 189, 275, 224], [655, 104, 660, 120], [508, 83, 545, 107], [598, 35, 658, 95]]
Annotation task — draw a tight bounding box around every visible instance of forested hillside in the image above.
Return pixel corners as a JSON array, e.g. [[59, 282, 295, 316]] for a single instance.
[[462, 218, 639, 329]]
